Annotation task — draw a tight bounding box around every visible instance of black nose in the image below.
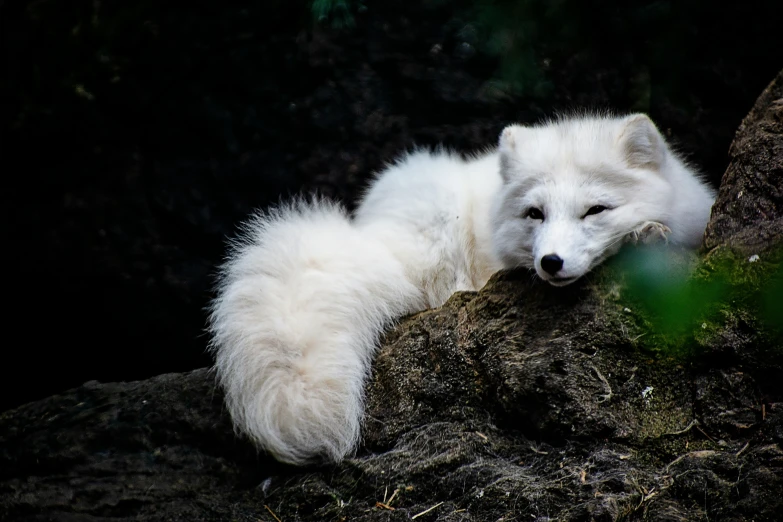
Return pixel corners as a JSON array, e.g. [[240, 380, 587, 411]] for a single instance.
[[541, 254, 564, 275]]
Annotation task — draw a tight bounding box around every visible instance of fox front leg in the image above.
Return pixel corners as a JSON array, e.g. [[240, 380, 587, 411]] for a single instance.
[[627, 221, 671, 245]]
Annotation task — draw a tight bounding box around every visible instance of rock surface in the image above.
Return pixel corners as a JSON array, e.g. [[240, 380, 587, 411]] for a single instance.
[[704, 69, 783, 252], [2, 73, 782, 522]]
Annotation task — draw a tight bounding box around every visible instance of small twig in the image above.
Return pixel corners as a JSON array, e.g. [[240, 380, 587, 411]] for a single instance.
[[375, 501, 395, 511], [589, 362, 612, 403], [412, 501, 444, 519], [665, 419, 699, 436], [762, 403, 766, 421], [665, 450, 718, 473], [735, 442, 750, 457], [387, 488, 399, 506], [696, 426, 716, 443], [264, 505, 282, 522], [636, 488, 658, 510], [529, 444, 549, 455], [475, 432, 488, 441]]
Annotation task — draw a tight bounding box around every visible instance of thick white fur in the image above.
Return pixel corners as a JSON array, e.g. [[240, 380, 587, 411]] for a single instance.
[[210, 114, 716, 465], [209, 200, 423, 464]]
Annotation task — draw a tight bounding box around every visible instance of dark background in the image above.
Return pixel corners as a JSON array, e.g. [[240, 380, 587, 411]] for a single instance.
[[2, 0, 781, 412]]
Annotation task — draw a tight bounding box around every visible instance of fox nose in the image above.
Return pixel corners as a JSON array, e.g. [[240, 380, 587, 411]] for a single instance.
[[541, 254, 564, 275]]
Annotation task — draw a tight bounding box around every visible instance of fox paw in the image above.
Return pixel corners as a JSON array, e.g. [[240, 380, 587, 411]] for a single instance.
[[628, 221, 671, 245]]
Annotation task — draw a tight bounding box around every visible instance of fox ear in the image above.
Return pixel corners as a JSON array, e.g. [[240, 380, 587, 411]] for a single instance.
[[619, 114, 666, 170], [498, 124, 531, 182], [498, 124, 530, 154]]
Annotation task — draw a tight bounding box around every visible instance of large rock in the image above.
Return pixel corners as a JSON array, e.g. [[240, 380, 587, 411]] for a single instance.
[[704, 69, 783, 252], [2, 72, 783, 521]]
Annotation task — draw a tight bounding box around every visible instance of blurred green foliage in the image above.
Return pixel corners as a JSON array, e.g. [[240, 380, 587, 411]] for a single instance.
[[621, 246, 728, 335], [311, 0, 365, 28], [611, 245, 783, 357]]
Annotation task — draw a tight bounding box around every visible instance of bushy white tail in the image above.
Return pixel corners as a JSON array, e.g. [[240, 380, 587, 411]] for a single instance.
[[209, 199, 420, 465]]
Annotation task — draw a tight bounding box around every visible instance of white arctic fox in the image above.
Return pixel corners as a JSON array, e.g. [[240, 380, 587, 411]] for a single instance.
[[209, 113, 716, 465]]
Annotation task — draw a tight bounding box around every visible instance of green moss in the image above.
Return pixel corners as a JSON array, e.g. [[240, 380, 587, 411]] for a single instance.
[[310, 0, 362, 28]]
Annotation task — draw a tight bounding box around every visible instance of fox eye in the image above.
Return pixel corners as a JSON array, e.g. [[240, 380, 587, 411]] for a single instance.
[[583, 205, 608, 218], [526, 207, 545, 220]]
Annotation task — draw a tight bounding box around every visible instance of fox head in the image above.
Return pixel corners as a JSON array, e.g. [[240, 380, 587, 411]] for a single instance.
[[490, 113, 674, 286]]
